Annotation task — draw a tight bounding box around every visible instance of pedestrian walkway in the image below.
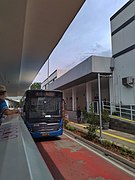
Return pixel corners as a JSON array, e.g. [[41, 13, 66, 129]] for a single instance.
[[68, 121, 135, 150]]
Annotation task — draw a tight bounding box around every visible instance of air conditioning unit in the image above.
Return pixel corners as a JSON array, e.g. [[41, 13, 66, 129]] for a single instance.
[[122, 76, 134, 87]]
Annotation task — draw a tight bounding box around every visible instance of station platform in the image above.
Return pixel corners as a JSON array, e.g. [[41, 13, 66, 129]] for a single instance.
[[68, 120, 135, 150], [0, 114, 53, 180]]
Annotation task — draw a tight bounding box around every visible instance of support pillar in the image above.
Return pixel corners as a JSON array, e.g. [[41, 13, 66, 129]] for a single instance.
[[86, 82, 92, 112], [109, 72, 115, 114], [72, 87, 77, 111], [62, 90, 65, 101]]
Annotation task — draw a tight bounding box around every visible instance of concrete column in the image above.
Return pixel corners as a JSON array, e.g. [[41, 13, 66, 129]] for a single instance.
[[86, 82, 92, 111], [62, 90, 65, 100], [109, 74, 114, 114], [72, 87, 77, 111]]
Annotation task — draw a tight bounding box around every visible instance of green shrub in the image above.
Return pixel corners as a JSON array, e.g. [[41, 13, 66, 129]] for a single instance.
[[129, 150, 135, 159], [102, 139, 112, 148], [87, 124, 98, 140], [120, 146, 135, 159], [102, 109, 110, 123], [87, 104, 99, 140], [65, 125, 76, 132]]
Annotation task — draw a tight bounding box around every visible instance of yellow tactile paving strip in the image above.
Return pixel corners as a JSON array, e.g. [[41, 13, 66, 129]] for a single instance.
[[97, 130, 135, 144], [70, 122, 135, 145], [111, 115, 135, 123]]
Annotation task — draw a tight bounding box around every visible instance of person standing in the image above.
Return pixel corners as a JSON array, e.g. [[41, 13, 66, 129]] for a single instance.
[[0, 85, 20, 123], [76, 106, 81, 123]]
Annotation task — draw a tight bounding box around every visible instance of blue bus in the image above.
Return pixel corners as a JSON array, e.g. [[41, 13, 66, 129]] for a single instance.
[[22, 90, 63, 138]]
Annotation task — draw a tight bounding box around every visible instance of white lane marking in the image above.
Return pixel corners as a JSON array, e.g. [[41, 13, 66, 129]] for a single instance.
[[64, 133, 135, 177]]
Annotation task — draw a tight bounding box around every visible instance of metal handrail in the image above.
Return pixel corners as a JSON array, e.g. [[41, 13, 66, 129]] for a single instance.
[[92, 101, 135, 121]]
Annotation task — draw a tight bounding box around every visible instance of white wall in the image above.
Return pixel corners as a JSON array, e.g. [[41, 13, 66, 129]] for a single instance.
[[111, 1, 135, 105], [112, 22, 135, 55], [113, 50, 135, 105], [111, 1, 135, 32]]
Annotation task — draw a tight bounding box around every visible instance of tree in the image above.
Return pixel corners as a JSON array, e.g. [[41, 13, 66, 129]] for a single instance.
[[30, 82, 41, 90]]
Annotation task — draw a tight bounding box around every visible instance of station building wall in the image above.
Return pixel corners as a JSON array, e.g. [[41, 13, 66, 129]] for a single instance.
[[111, 0, 135, 105]]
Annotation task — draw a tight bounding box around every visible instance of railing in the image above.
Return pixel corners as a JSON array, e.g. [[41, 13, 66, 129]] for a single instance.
[[92, 101, 135, 121]]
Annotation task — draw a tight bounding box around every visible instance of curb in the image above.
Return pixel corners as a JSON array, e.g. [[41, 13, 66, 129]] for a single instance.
[[64, 128, 135, 172]]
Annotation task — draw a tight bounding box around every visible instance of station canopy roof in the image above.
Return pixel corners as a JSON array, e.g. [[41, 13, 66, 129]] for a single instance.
[[0, 0, 85, 97]]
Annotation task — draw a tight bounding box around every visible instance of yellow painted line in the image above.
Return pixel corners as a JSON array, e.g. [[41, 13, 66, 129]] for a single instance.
[[97, 130, 135, 144], [69, 121, 135, 145], [70, 121, 87, 128], [111, 115, 135, 123]]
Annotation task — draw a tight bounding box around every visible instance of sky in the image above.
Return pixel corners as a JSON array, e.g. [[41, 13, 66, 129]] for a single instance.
[[33, 0, 129, 83]]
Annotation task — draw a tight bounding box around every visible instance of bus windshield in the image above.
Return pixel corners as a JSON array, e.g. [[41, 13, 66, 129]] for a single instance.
[[29, 96, 62, 119]]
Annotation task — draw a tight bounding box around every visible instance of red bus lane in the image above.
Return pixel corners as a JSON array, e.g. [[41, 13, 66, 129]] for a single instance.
[[36, 135, 134, 180]]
